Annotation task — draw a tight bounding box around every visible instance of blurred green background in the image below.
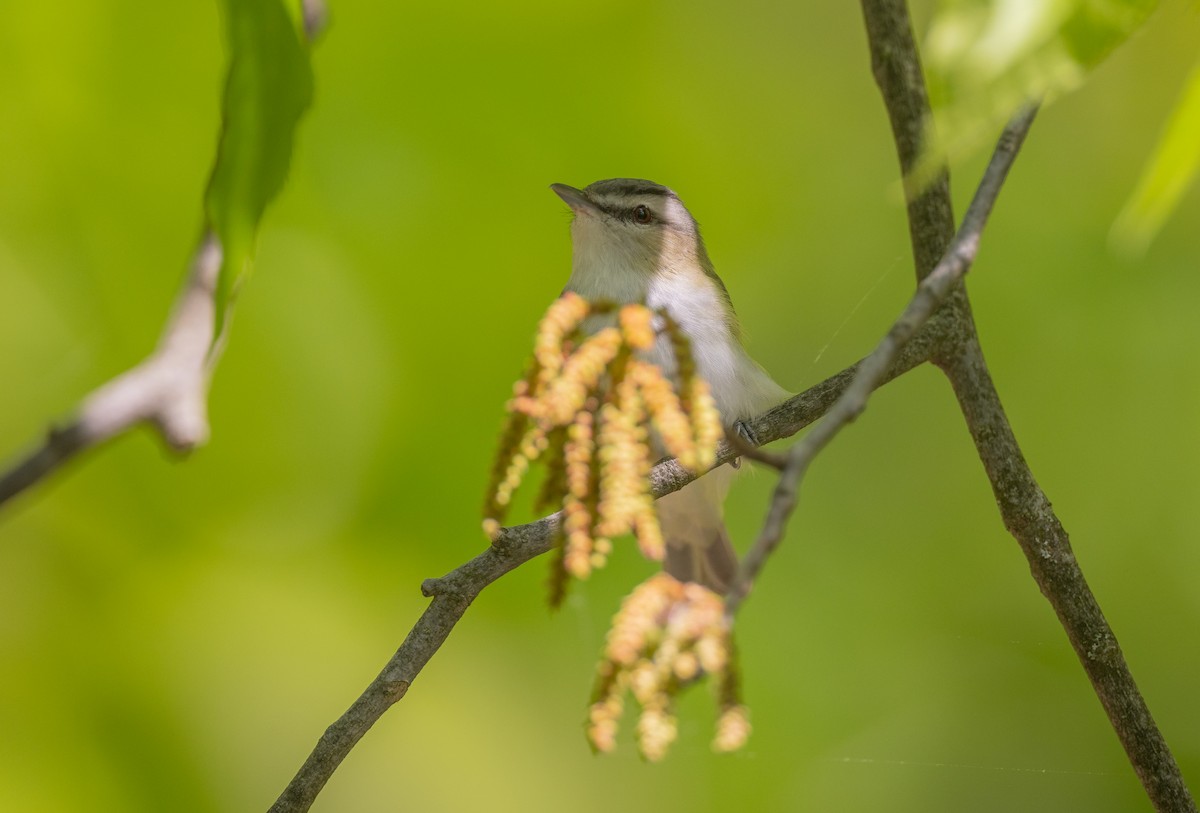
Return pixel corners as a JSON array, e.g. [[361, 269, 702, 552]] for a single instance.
[[1, 1, 1198, 811]]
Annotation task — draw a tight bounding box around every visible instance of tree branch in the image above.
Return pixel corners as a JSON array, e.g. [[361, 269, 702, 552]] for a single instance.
[[266, 339, 931, 813], [859, 0, 1195, 810], [0, 235, 225, 508]]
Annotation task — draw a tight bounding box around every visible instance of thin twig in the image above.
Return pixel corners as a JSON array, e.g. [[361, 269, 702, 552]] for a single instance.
[[0, 235, 225, 509], [725, 105, 1037, 619]]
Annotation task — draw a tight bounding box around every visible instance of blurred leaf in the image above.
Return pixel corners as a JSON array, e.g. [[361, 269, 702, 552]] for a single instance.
[[1111, 59, 1200, 253], [914, 0, 1158, 187], [204, 0, 315, 333]]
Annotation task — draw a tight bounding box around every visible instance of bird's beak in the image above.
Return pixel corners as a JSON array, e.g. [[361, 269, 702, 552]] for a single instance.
[[550, 183, 598, 215]]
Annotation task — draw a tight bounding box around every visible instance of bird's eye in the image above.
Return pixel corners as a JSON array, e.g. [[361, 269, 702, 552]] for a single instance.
[[633, 205, 653, 224]]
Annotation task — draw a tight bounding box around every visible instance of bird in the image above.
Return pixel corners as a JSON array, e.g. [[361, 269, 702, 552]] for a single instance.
[[550, 178, 789, 593]]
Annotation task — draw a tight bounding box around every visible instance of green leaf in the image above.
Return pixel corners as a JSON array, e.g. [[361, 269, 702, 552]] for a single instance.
[[912, 0, 1157, 190], [1111, 60, 1200, 254], [204, 0, 315, 335]]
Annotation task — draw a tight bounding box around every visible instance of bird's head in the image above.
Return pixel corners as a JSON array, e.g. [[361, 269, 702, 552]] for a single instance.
[[551, 178, 714, 302]]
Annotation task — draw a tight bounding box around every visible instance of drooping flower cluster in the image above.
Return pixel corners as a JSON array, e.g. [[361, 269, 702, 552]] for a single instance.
[[587, 573, 750, 761], [482, 293, 722, 604]]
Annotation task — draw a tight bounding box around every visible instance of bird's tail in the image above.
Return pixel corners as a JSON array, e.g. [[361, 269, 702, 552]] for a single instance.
[[658, 465, 737, 594]]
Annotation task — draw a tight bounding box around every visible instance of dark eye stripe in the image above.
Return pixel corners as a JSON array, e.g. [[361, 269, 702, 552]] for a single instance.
[[594, 201, 656, 223]]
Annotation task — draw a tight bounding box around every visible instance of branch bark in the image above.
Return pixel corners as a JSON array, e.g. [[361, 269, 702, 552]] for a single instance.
[[0, 235, 225, 508]]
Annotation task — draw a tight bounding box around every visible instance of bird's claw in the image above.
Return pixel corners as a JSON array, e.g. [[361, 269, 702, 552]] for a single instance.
[[729, 420, 760, 469], [733, 420, 759, 446]]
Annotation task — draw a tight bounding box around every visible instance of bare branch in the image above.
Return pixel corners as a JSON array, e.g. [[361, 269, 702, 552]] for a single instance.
[[266, 339, 931, 813], [725, 105, 1037, 619], [0, 235, 225, 509]]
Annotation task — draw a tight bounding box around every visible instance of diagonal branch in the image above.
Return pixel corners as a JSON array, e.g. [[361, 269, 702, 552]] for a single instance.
[[266, 338, 932, 813], [0, 235, 225, 508], [859, 0, 1195, 810], [725, 104, 1037, 619]]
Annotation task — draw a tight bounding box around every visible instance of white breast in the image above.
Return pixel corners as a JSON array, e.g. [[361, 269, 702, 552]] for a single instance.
[[646, 274, 789, 424]]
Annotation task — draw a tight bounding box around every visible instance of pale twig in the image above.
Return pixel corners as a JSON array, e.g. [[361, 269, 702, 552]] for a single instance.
[[725, 105, 1037, 619], [301, 0, 328, 39], [0, 235, 225, 509]]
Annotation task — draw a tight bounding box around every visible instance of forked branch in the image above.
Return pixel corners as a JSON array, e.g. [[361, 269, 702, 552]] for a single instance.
[[857, 1, 1194, 809], [0, 235, 225, 508]]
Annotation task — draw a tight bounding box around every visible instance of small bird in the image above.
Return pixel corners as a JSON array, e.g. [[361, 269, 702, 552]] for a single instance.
[[551, 178, 789, 593]]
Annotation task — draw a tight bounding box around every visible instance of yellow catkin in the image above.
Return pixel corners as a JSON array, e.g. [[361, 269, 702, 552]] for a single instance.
[[603, 574, 679, 665], [587, 708, 620, 754], [632, 360, 698, 471], [633, 505, 664, 562], [595, 401, 634, 538], [489, 296, 751, 759], [673, 651, 700, 682], [534, 427, 569, 512], [661, 313, 696, 410], [658, 313, 722, 471], [488, 296, 722, 611], [534, 292, 591, 388], [599, 370, 658, 543], [585, 667, 624, 754], [712, 706, 751, 753], [541, 327, 623, 424], [563, 492, 594, 580], [518, 424, 549, 460], [565, 410, 594, 499], [589, 573, 745, 761], [488, 422, 549, 515], [482, 410, 531, 521], [695, 630, 729, 676], [618, 304, 656, 350], [689, 377, 722, 472], [636, 704, 677, 763], [490, 451, 528, 511]]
